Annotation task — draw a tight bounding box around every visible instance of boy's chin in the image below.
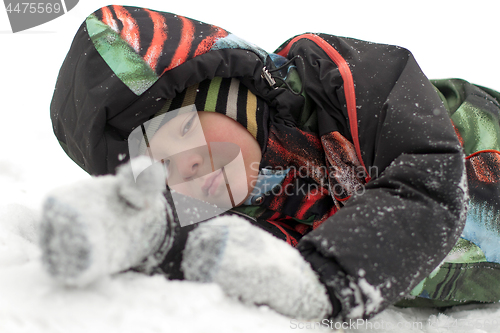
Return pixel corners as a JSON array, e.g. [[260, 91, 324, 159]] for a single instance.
[[203, 194, 246, 209]]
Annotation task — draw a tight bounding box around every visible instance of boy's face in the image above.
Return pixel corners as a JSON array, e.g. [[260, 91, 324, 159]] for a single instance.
[[148, 111, 261, 208]]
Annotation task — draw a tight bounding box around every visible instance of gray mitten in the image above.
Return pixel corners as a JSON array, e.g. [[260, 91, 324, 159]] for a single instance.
[[40, 157, 173, 286], [181, 216, 333, 320]]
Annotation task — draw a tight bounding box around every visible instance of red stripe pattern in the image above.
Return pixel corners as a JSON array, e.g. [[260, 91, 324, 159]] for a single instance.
[[258, 123, 367, 238], [113, 5, 140, 53], [164, 16, 195, 73], [467, 151, 500, 184], [101, 6, 118, 33], [322, 131, 366, 201], [93, 6, 229, 76], [143, 9, 167, 72]]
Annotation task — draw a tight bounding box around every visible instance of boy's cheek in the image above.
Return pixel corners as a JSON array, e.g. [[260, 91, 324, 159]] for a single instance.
[[250, 161, 261, 172]]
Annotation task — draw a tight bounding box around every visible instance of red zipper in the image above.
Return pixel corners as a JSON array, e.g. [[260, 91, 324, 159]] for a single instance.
[[277, 33, 371, 182], [466, 149, 500, 160]]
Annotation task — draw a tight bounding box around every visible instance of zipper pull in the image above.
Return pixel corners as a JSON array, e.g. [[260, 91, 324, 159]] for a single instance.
[[261, 66, 276, 88]]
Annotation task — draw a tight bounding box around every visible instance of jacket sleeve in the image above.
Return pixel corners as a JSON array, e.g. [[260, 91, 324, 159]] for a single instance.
[[279, 35, 468, 320]]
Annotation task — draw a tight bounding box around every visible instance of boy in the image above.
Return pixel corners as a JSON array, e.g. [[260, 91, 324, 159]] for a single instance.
[[43, 4, 500, 321]]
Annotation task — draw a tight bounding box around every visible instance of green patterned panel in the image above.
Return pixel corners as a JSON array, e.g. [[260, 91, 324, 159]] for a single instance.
[[442, 237, 486, 264], [408, 261, 500, 303], [451, 101, 500, 155], [85, 14, 158, 95]]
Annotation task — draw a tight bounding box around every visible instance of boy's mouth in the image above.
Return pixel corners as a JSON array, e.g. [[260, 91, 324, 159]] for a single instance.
[[201, 169, 224, 196]]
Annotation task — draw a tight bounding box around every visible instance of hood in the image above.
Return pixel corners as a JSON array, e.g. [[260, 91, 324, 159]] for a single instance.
[[50, 5, 304, 175]]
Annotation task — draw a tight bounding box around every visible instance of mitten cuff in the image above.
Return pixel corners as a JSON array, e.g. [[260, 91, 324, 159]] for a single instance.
[[299, 247, 343, 319]]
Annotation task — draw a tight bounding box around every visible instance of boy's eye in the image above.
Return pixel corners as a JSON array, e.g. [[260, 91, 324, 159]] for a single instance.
[[182, 114, 196, 136]]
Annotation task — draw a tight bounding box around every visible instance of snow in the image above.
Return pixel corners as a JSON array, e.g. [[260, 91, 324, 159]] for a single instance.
[[2, 0, 500, 332]]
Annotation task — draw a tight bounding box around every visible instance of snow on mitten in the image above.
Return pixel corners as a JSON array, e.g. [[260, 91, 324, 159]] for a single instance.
[[181, 216, 333, 320], [40, 157, 173, 287]]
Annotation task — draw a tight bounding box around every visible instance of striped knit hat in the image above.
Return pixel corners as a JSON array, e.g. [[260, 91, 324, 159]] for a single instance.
[[148, 77, 268, 149]]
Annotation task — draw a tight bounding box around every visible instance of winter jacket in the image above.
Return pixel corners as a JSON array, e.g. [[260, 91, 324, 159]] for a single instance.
[[50, 5, 500, 320], [395, 79, 500, 308]]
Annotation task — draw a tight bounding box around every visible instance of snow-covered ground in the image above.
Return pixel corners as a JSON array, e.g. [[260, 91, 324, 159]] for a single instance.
[[1, 1, 500, 332]]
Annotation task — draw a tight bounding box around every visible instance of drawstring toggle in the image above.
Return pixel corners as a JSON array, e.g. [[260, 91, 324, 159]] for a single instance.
[[261, 67, 277, 88]]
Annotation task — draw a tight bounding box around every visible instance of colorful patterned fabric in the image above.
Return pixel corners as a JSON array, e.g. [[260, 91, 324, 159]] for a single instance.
[[322, 132, 367, 201], [86, 5, 229, 95], [233, 125, 368, 241], [86, 5, 269, 96]]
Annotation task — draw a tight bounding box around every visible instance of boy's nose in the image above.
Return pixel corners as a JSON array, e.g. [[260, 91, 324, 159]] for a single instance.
[[176, 153, 204, 180]]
